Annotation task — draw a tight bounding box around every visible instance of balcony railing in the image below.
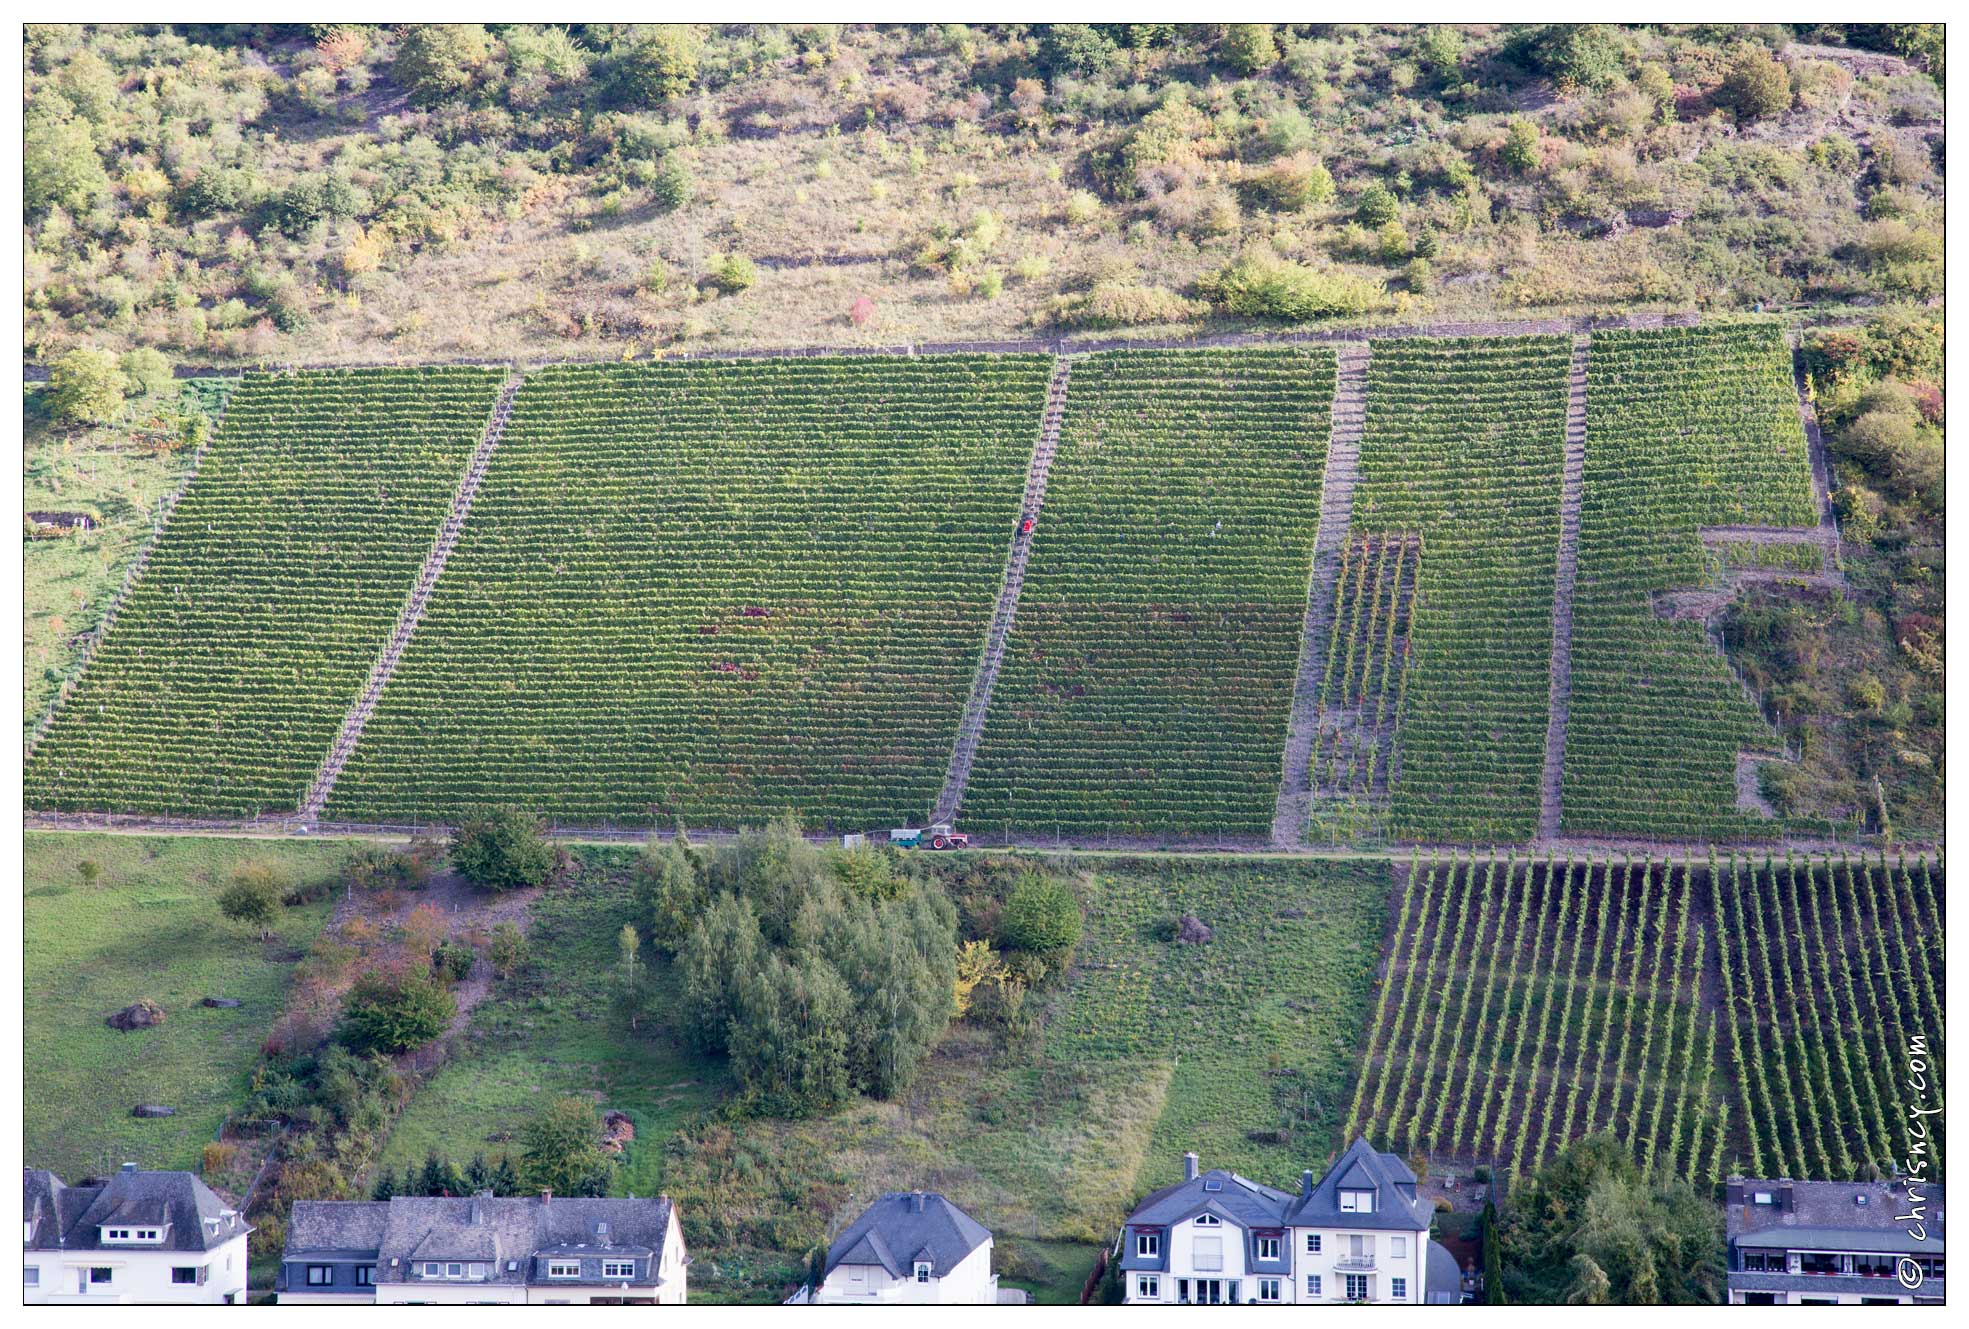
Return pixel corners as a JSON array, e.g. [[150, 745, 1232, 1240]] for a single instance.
[[1332, 1256, 1377, 1272]]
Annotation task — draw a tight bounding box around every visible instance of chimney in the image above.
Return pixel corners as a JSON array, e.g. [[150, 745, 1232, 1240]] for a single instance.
[[1301, 1170, 1316, 1200], [469, 1200, 484, 1226], [120, 1162, 139, 1174], [911, 1193, 926, 1213], [539, 1189, 552, 1205], [1779, 1183, 1796, 1214], [1184, 1152, 1200, 1182]]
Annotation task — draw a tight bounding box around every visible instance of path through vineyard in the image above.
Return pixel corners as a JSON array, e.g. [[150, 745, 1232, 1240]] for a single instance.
[[300, 376, 522, 821], [934, 356, 1071, 826], [1273, 344, 1370, 847], [1538, 336, 1591, 841]]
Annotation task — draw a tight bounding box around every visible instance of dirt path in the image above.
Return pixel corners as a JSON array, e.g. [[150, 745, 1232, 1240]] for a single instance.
[[932, 356, 1071, 826], [299, 376, 521, 821], [1538, 335, 1592, 843], [1274, 345, 1371, 847]]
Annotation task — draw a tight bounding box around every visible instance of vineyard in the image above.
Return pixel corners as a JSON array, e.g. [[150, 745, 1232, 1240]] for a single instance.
[[1330, 336, 1571, 843], [1561, 323, 1820, 839], [1345, 852, 1944, 1182], [327, 355, 1049, 826], [962, 348, 1335, 839], [23, 368, 506, 816]]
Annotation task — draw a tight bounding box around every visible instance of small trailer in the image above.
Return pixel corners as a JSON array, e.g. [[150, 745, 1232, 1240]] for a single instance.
[[888, 823, 970, 850]]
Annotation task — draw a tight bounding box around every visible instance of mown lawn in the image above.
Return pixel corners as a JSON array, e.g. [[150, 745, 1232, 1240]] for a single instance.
[[23, 832, 345, 1178]]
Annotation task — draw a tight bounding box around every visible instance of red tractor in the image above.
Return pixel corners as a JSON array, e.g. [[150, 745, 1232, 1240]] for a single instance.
[[1020, 515, 1036, 536]]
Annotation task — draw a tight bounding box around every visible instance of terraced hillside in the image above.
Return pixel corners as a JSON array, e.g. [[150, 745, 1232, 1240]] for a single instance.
[[23, 368, 505, 816], [1345, 851, 1943, 1181], [1561, 323, 1820, 839], [962, 348, 1335, 839], [1329, 336, 1570, 843], [327, 355, 1049, 826]]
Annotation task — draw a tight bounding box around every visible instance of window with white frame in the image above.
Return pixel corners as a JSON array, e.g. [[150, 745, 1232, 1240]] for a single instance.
[[1138, 1275, 1159, 1300], [1392, 1278, 1408, 1300], [1345, 1274, 1369, 1301], [306, 1266, 333, 1285], [1136, 1231, 1160, 1259], [1347, 1234, 1375, 1260], [1258, 1278, 1281, 1302], [1305, 1233, 1322, 1254], [1256, 1236, 1281, 1261], [423, 1263, 441, 1278], [1194, 1214, 1221, 1226], [602, 1261, 635, 1280], [171, 1267, 199, 1286], [445, 1263, 464, 1279], [1306, 1274, 1322, 1297], [468, 1263, 486, 1279], [548, 1261, 580, 1280], [1339, 1189, 1374, 1214], [915, 1263, 932, 1283], [1392, 1236, 1407, 1259]]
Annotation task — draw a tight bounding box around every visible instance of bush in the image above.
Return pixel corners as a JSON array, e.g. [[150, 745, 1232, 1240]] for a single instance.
[[340, 969, 455, 1052], [1353, 183, 1398, 227], [218, 862, 286, 939], [607, 27, 702, 107], [520, 1096, 614, 1196], [1517, 24, 1624, 92], [996, 871, 1082, 961], [1222, 24, 1279, 75], [119, 347, 174, 398], [488, 922, 528, 979], [1205, 246, 1386, 321], [1055, 281, 1206, 329], [706, 253, 757, 294], [1719, 42, 1793, 121], [393, 23, 493, 105], [1239, 151, 1333, 212], [450, 806, 555, 893], [1501, 118, 1542, 173], [46, 348, 125, 426], [432, 939, 476, 982], [649, 156, 694, 211]]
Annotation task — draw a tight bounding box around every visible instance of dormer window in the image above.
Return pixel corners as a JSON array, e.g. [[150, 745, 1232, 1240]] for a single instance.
[[1753, 1191, 1774, 1205], [602, 1260, 635, 1280], [1339, 1190, 1375, 1214], [548, 1260, 580, 1280], [102, 1227, 163, 1244], [915, 1262, 933, 1283], [1137, 1231, 1161, 1259]]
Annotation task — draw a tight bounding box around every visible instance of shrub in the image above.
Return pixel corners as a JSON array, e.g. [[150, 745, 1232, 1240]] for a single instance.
[[649, 155, 694, 211], [1039, 23, 1119, 78], [340, 969, 455, 1052], [393, 23, 493, 105], [606, 27, 702, 106], [1404, 256, 1434, 293], [1205, 246, 1385, 321], [1056, 281, 1206, 329], [1517, 24, 1624, 92], [432, 939, 476, 982], [450, 806, 554, 893], [25, 108, 110, 218], [1239, 151, 1334, 212], [706, 253, 757, 294], [1501, 118, 1542, 173], [519, 1097, 614, 1196], [1063, 190, 1102, 225], [1222, 24, 1279, 75], [119, 347, 173, 398], [218, 862, 286, 939], [996, 871, 1082, 962], [487, 922, 528, 979], [46, 348, 125, 426], [1719, 42, 1793, 121], [1354, 183, 1398, 227]]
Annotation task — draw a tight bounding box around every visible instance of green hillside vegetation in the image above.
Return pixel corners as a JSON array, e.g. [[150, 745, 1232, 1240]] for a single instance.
[[23, 833, 347, 1178]]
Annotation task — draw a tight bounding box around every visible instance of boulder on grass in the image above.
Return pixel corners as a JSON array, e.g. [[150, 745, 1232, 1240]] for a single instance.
[[1175, 914, 1214, 946], [132, 1105, 177, 1118], [107, 1000, 168, 1030], [201, 997, 243, 1009], [600, 1110, 635, 1155]]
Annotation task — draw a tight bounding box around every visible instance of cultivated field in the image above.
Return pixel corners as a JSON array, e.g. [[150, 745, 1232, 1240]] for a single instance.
[[25, 368, 505, 816], [22, 833, 345, 1179], [1329, 335, 1571, 843], [964, 348, 1335, 839], [1562, 324, 1821, 839], [1345, 851, 1944, 1181], [329, 355, 1049, 827]]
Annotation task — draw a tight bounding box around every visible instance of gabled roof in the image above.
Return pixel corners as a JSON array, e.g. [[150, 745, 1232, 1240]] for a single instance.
[[285, 1195, 677, 1286], [824, 1193, 991, 1279], [1124, 1170, 1296, 1230], [24, 1166, 250, 1253], [1281, 1138, 1431, 1231]]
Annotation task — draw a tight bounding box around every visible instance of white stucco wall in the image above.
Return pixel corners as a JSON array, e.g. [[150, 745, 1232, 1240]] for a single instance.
[[816, 1241, 997, 1304], [24, 1233, 250, 1304]]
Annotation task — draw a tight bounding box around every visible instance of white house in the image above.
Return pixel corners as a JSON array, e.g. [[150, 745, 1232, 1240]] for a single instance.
[[806, 1191, 1002, 1304], [1724, 1177, 1945, 1305], [278, 1192, 686, 1304], [1115, 1139, 1456, 1305], [24, 1163, 252, 1304]]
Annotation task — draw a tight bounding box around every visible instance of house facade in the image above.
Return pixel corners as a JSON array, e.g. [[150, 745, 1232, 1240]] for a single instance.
[[807, 1191, 1002, 1304], [278, 1192, 686, 1304], [1115, 1139, 1453, 1306], [24, 1164, 252, 1305], [1725, 1177, 1945, 1306]]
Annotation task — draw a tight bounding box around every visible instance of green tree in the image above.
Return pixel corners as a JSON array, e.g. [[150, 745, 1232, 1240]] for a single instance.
[[119, 348, 173, 398], [46, 348, 125, 426], [25, 108, 110, 217], [1354, 182, 1398, 227], [217, 862, 285, 940], [487, 921, 528, 978], [340, 970, 455, 1052], [1718, 42, 1792, 121], [606, 27, 702, 106], [77, 859, 102, 886], [1495, 1134, 1724, 1304], [450, 806, 555, 892], [727, 951, 854, 1116], [519, 1096, 613, 1197], [1221, 24, 1279, 75], [679, 891, 763, 1053], [393, 23, 492, 105], [1519, 25, 1624, 92], [1039, 24, 1120, 78], [1415, 26, 1465, 75], [635, 835, 705, 954], [996, 871, 1083, 962], [649, 155, 694, 211], [1501, 118, 1542, 173]]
